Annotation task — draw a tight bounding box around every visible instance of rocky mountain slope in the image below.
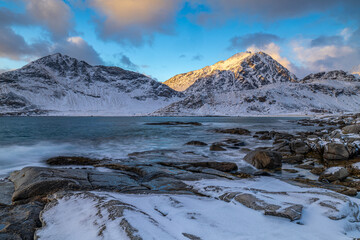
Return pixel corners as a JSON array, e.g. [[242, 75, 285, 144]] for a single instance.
[[0, 53, 183, 116], [155, 67, 360, 116], [164, 51, 297, 93]]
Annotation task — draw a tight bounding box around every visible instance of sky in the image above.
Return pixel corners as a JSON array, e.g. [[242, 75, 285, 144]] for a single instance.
[[0, 0, 359, 81]]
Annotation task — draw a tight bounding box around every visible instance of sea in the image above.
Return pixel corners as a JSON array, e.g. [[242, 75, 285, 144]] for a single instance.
[[0, 116, 313, 178]]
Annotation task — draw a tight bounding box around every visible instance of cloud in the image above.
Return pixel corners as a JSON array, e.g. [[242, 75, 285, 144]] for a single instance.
[[193, 0, 360, 25], [0, 3, 102, 65], [114, 53, 139, 71], [246, 42, 292, 70], [51, 37, 103, 65], [25, 0, 73, 39], [290, 42, 360, 78], [310, 35, 344, 47], [228, 33, 281, 50], [88, 0, 182, 45], [179, 54, 186, 58], [0, 26, 49, 60], [192, 54, 203, 61]]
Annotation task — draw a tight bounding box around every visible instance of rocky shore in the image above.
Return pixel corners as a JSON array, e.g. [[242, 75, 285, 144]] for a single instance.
[[1, 114, 360, 239]]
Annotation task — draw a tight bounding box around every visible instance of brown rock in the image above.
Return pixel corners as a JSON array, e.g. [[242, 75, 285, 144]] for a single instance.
[[244, 150, 282, 169]]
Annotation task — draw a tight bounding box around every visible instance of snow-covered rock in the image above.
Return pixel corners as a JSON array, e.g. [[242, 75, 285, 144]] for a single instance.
[[0, 53, 183, 116]]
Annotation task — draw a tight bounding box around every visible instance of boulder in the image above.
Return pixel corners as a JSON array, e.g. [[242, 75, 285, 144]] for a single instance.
[[323, 143, 349, 161], [244, 150, 282, 169], [215, 128, 251, 135], [185, 141, 207, 146], [342, 124, 360, 134], [290, 140, 309, 154], [319, 167, 349, 182], [45, 156, 101, 166], [210, 143, 226, 151]]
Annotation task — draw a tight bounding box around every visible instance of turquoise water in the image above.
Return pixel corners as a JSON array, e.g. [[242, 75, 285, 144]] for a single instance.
[[0, 116, 309, 177]]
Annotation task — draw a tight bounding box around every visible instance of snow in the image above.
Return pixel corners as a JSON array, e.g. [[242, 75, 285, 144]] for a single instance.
[[36, 177, 360, 240]]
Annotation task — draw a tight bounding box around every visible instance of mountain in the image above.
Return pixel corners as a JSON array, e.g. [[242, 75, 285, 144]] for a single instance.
[[0, 53, 183, 116], [155, 66, 360, 116], [164, 51, 297, 93]]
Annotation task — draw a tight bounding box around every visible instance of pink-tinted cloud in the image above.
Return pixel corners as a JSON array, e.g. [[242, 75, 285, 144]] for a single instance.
[[88, 0, 183, 45]]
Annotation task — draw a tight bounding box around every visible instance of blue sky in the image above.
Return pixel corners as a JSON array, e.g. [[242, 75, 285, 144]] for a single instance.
[[0, 0, 359, 81]]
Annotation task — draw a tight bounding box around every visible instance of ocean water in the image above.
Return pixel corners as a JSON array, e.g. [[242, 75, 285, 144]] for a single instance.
[[0, 116, 312, 178]]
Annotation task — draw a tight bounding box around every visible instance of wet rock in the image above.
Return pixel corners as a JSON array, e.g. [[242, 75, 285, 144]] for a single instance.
[[319, 167, 349, 182], [9, 167, 142, 202], [244, 150, 282, 169], [281, 154, 304, 164], [0, 201, 43, 240], [159, 161, 238, 173], [0, 180, 14, 206], [145, 121, 202, 126], [9, 167, 91, 202], [185, 141, 207, 146], [45, 156, 101, 166], [323, 143, 349, 161], [290, 140, 309, 154], [142, 177, 190, 192], [215, 128, 251, 135], [210, 143, 226, 151], [342, 124, 360, 134]]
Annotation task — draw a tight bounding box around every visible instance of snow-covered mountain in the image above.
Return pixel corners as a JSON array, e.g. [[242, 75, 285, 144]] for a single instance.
[[164, 51, 297, 93], [155, 54, 360, 116], [0, 53, 183, 116], [1, 52, 359, 116]]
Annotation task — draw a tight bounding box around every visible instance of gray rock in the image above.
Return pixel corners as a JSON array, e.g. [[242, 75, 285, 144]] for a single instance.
[[319, 167, 349, 182], [9, 167, 143, 202], [0, 180, 14, 206], [221, 192, 302, 221], [9, 167, 91, 202], [323, 143, 349, 161], [290, 140, 309, 154], [209, 143, 226, 151], [244, 150, 282, 169], [0, 201, 43, 240]]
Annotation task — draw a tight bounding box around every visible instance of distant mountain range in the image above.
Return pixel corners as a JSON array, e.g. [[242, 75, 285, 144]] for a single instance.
[[0, 52, 359, 116]]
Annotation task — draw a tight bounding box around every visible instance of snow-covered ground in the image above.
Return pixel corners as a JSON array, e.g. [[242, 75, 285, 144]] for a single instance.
[[36, 177, 360, 240]]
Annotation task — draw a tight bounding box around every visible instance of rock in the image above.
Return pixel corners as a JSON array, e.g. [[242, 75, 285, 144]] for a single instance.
[[0, 201, 43, 240], [221, 192, 302, 221], [215, 128, 251, 135], [281, 154, 304, 164], [145, 121, 202, 126], [210, 143, 226, 151], [159, 161, 238, 173], [142, 177, 190, 192], [185, 141, 207, 146], [244, 150, 282, 169], [0, 180, 14, 206], [310, 167, 325, 175], [9, 167, 91, 202], [342, 124, 360, 134], [264, 204, 303, 222], [45, 156, 101, 166], [323, 143, 349, 161], [290, 140, 309, 154], [8, 167, 142, 202], [319, 167, 349, 182], [182, 233, 201, 240]]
